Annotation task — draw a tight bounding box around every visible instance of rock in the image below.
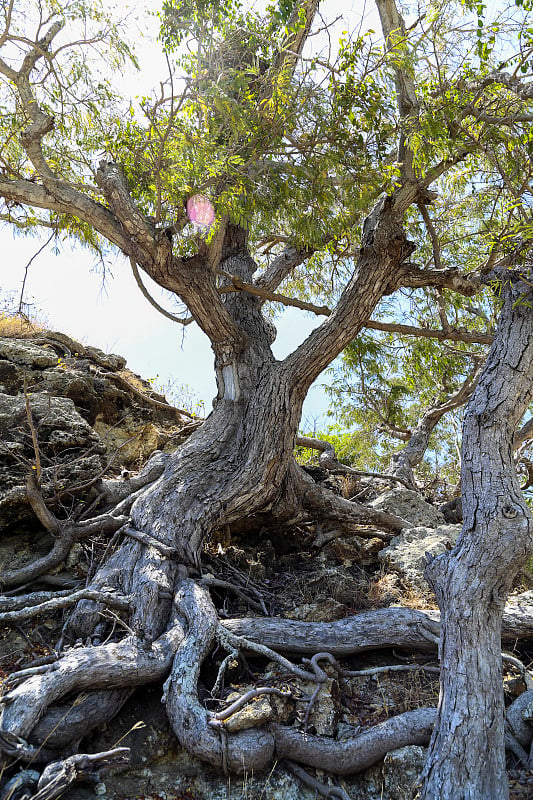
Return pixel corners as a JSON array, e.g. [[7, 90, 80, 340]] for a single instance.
[[0, 331, 190, 531], [220, 692, 274, 732], [287, 599, 351, 622], [370, 488, 445, 528], [0, 392, 105, 530], [379, 524, 461, 590], [382, 745, 427, 799], [0, 338, 58, 369], [297, 677, 341, 736], [342, 745, 426, 800], [439, 496, 463, 523]]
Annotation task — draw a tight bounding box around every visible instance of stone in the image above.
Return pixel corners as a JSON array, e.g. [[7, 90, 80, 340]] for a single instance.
[[220, 692, 274, 732], [297, 677, 341, 736], [0, 338, 58, 369], [379, 524, 461, 590], [0, 392, 105, 530], [0, 332, 188, 531], [370, 488, 445, 528], [382, 745, 426, 799]]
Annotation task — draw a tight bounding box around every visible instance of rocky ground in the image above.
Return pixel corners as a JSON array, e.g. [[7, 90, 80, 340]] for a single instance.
[[1, 323, 533, 799]]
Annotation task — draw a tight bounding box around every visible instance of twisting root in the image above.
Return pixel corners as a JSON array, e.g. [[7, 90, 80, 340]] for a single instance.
[[163, 576, 275, 772]]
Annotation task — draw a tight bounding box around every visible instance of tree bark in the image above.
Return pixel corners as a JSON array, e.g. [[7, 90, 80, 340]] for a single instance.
[[420, 273, 533, 800], [389, 367, 479, 488]]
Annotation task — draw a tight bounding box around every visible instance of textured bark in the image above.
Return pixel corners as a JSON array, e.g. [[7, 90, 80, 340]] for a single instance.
[[222, 594, 533, 654], [223, 607, 440, 654], [273, 708, 436, 773], [420, 274, 533, 800]]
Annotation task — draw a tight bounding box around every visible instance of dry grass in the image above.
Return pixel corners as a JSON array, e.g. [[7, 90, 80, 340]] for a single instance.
[[0, 313, 46, 339]]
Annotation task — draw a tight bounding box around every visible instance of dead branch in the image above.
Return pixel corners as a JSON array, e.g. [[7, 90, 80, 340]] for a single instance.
[[129, 257, 193, 325], [199, 575, 266, 613], [296, 435, 413, 489], [0, 589, 131, 626], [30, 747, 130, 800]]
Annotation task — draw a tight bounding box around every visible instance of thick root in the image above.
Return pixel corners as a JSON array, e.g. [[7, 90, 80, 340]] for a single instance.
[[164, 576, 275, 773], [272, 708, 437, 773]]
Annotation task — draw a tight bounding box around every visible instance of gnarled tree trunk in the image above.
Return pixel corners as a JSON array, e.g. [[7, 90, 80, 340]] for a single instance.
[[420, 272, 533, 799], [0, 198, 418, 778]]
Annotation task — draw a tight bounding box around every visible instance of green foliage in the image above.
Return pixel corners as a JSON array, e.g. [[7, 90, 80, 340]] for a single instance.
[[1, 0, 533, 492], [0, 0, 137, 253]]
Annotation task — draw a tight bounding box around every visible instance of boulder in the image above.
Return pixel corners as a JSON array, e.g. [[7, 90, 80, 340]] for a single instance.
[[0, 329, 193, 533], [370, 488, 445, 528], [379, 524, 461, 590]]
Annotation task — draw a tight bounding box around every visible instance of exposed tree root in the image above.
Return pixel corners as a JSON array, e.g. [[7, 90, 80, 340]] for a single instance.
[[222, 608, 440, 655], [5, 434, 533, 798], [163, 576, 276, 773], [272, 708, 437, 773], [0, 621, 185, 745], [222, 596, 533, 654]]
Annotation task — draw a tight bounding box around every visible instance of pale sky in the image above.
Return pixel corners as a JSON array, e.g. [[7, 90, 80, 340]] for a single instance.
[[0, 0, 379, 427]]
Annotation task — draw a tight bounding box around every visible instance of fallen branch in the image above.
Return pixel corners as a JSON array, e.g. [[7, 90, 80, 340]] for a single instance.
[[31, 747, 130, 800]]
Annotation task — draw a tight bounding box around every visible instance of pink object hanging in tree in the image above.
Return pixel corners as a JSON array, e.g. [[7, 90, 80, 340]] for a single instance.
[[186, 194, 215, 227]]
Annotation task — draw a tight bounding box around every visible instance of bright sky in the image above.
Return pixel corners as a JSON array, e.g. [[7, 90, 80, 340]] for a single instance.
[[0, 0, 378, 428]]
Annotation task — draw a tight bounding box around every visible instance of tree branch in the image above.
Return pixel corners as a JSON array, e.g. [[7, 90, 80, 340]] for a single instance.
[[261, 0, 320, 103], [397, 265, 485, 296], [0, 176, 132, 253], [219, 271, 330, 314], [0, 21, 62, 183], [389, 363, 482, 486], [375, 0, 419, 182], [129, 257, 193, 325], [255, 245, 313, 293], [365, 318, 492, 345], [281, 192, 418, 394]]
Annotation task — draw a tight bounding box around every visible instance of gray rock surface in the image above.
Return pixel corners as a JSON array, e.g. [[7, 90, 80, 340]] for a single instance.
[[0, 392, 105, 530], [379, 524, 461, 589], [0, 331, 186, 531], [370, 488, 445, 528]]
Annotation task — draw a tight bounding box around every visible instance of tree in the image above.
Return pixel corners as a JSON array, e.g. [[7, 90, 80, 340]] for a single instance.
[[0, 0, 533, 797]]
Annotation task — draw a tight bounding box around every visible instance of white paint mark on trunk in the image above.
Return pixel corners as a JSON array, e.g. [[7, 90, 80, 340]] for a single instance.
[[222, 364, 237, 400]]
